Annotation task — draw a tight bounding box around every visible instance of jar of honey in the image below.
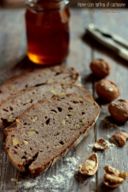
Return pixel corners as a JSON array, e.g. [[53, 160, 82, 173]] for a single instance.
[[25, 0, 70, 65]]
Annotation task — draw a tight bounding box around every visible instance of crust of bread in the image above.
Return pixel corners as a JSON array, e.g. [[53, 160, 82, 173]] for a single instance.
[[0, 66, 79, 104]]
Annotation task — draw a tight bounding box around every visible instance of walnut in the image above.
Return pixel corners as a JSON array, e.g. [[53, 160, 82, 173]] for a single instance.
[[62, 119, 66, 125], [16, 118, 22, 126], [90, 59, 110, 78], [104, 173, 124, 188], [23, 140, 29, 145], [104, 165, 128, 188], [104, 165, 120, 177], [110, 131, 128, 147], [12, 137, 20, 146], [8, 115, 15, 123], [32, 116, 38, 122], [48, 79, 53, 83], [79, 153, 98, 176], [108, 99, 128, 123], [27, 129, 37, 136], [93, 138, 110, 151], [16, 118, 20, 124], [95, 79, 120, 102], [50, 89, 57, 95]]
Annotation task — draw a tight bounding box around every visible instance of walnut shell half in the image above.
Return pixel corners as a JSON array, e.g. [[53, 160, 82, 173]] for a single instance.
[[79, 153, 98, 176]]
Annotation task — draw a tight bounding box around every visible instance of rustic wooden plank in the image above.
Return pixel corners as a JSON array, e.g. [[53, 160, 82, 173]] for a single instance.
[[0, 8, 97, 192], [0, 8, 28, 85], [0, 8, 26, 192], [0, 9, 26, 68], [66, 9, 97, 192], [92, 10, 128, 192], [1, 7, 127, 192]]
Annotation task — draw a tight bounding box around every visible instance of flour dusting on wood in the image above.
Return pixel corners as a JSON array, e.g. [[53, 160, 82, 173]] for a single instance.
[[18, 153, 80, 192]]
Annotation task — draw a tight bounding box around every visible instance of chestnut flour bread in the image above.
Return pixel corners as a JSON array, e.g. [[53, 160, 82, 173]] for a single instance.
[[5, 94, 100, 175], [0, 66, 79, 103], [0, 84, 91, 129]]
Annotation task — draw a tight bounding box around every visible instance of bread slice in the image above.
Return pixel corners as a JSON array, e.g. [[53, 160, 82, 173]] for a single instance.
[[0, 84, 91, 129], [0, 66, 79, 103], [4, 93, 100, 176]]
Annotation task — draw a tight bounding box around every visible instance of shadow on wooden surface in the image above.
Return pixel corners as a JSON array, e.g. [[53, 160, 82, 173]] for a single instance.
[[99, 116, 118, 131], [75, 172, 91, 183], [98, 182, 121, 192], [81, 74, 94, 85], [95, 97, 114, 105], [0, 55, 64, 85], [82, 73, 102, 84], [82, 33, 128, 69], [13, 55, 64, 71]]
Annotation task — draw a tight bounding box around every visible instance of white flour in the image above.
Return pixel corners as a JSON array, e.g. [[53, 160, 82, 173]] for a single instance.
[[18, 153, 80, 192], [88, 139, 115, 151]]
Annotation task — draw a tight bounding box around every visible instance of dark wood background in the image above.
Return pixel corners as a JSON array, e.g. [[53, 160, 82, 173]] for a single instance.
[[0, 6, 128, 192]]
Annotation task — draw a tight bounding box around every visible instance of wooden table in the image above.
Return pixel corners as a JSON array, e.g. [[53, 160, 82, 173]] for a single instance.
[[0, 7, 128, 192]]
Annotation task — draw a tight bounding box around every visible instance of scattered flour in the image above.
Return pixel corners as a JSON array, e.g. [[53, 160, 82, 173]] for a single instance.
[[90, 176, 96, 183], [88, 139, 115, 151], [23, 180, 38, 189], [88, 144, 94, 149], [18, 154, 80, 192], [105, 140, 115, 148], [106, 134, 111, 139]]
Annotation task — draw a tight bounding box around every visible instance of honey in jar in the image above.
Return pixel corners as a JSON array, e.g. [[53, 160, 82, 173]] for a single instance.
[[25, 0, 70, 65]]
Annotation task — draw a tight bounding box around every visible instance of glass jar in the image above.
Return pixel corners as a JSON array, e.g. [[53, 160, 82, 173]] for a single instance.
[[25, 0, 70, 65]]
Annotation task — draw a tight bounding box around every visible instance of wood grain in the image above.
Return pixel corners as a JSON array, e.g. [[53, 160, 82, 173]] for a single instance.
[[0, 7, 128, 192], [66, 10, 97, 192], [92, 10, 128, 192], [0, 8, 95, 192]]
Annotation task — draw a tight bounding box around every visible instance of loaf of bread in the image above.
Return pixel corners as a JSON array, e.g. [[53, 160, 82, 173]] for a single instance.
[[0, 84, 91, 129], [4, 93, 100, 175], [0, 66, 79, 103]]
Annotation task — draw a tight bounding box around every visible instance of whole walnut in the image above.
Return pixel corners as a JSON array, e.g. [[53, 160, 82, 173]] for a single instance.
[[95, 79, 120, 102], [108, 99, 128, 123], [90, 59, 110, 78]]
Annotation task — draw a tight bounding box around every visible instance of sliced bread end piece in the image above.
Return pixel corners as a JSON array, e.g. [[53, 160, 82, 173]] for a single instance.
[[4, 93, 100, 176]]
